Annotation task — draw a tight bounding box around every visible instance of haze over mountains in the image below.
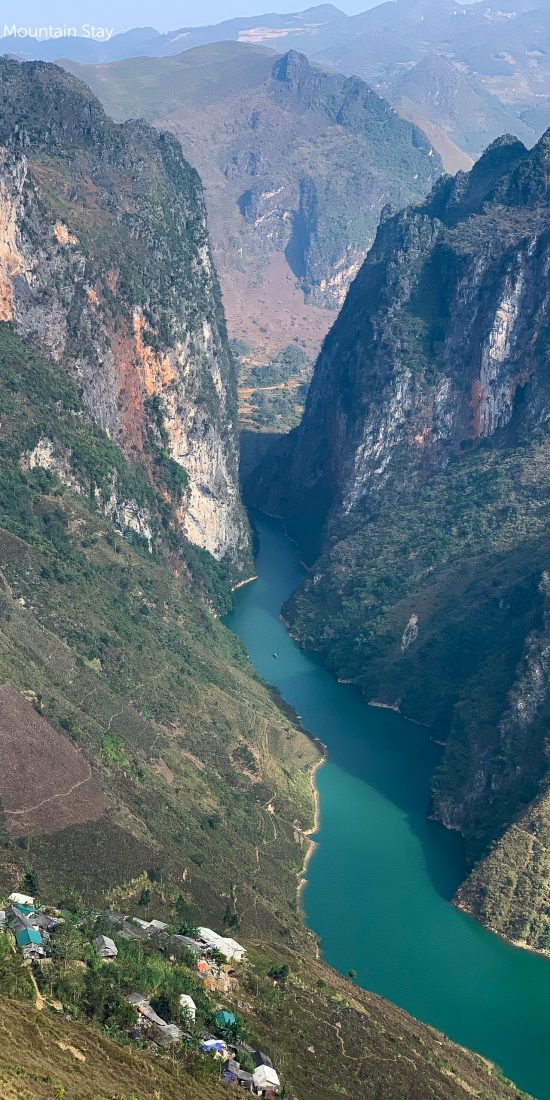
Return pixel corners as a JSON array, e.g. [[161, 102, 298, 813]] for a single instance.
[[4, 0, 549, 162], [64, 43, 440, 431], [1, 5, 348, 62]]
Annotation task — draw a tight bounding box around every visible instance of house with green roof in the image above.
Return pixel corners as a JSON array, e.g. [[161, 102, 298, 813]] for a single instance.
[[15, 926, 45, 959]]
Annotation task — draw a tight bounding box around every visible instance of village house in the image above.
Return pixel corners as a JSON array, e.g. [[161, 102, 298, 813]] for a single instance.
[[15, 926, 46, 960], [126, 993, 184, 1046], [120, 918, 148, 941], [32, 912, 57, 933], [8, 892, 35, 909], [93, 934, 118, 959], [224, 1058, 241, 1084], [5, 905, 34, 935], [197, 927, 246, 963], [2, 889, 284, 1096], [171, 933, 204, 956], [222, 1054, 255, 1091], [252, 1065, 281, 1097]]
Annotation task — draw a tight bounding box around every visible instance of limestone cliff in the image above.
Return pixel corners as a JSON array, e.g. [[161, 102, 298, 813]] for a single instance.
[[259, 133, 549, 518], [0, 58, 250, 577], [257, 129, 550, 949]]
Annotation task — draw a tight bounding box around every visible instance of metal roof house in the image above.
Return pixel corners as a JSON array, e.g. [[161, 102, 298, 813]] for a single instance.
[[197, 927, 246, 962], [249, 1050, 273, 1069], [126, 993, 183, 1046], [223, 1058, 240, 1084], [5, 905, 35, 934], [15, 926, 45, 959], [8, 892, 35, 909], [171, 934, 204, 955], [93, 935, 118, 958], [253, 1064, 281, 1095]]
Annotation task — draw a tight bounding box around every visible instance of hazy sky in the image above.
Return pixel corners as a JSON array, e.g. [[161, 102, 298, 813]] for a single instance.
[[2, 1, 383, 34]]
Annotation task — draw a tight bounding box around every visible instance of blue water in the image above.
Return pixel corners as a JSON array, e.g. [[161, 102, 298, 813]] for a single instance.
[[225, 511, 550, 1099]]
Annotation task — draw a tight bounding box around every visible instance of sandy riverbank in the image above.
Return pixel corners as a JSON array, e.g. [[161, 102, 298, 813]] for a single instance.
[[231, 575, 258, 592], [297, 751, 326, 907]]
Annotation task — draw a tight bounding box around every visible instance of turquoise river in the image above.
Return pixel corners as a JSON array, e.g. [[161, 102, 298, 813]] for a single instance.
[[225, 511, 550, 1100]]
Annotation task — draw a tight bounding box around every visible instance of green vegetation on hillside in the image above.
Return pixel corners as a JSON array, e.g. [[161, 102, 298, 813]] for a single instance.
[[287, 433, 550, 873], [0, 997, 227, 1100], [236, 344, 313, 432], [0, 905, 532, 1100], [0, 324, 318, 943], [456, 785, 550, 949]]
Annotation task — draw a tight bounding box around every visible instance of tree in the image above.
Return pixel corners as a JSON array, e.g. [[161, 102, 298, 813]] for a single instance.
[[223, 903, 239, 929], [268, 963, 289, 986], [51, 922, 86, 976], [138, 887, 150, 907], [207, 947, 226, 968], [239, 1050, 256, 1074], [225, 1017, 249, 1044], [91, 912, 113, 937], [0, 933, 34, 1001], [22, 868, 38, 896], [151, 989, 177, 1023], [178, 920, 199, 938]]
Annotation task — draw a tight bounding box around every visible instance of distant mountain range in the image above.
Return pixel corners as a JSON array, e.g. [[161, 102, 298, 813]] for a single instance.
[[3, 0, 550, 169], [63, 43, 440, 402], [0, 5, 348, 63], [385, 50, 536, 168]]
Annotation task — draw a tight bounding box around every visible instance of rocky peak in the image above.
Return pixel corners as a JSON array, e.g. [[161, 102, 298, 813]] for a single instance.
[[423, 133, 528, 226], [270, 50, 326, 113], [269, 48, 411, 131], [494, 126, 550, 207]]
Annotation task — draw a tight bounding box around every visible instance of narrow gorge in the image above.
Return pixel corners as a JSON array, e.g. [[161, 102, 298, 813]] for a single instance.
[[254, 128, 550, 954]]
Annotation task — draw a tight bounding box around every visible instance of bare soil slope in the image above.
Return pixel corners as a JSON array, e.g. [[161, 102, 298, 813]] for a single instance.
[[0, 684, 104, 837]]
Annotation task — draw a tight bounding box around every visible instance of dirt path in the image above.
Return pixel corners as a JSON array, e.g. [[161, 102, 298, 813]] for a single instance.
[[27, 966, 44, 1011], [4, 768, 93, 817]]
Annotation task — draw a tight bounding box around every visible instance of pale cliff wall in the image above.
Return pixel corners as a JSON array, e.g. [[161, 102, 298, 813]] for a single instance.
[[0, 59, 250, 576]]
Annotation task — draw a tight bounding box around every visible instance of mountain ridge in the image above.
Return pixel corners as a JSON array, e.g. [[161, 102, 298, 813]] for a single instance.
[[253, 124, 550, 951]]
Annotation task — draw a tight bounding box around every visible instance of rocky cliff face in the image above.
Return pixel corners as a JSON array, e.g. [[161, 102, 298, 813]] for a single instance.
[[263, 133, 550, 519], [0, 58, 250, 577], [258, 128, 550, 949]]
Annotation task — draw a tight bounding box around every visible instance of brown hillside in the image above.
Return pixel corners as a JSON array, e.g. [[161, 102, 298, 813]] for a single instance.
[[0, 684, 104, 837]]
